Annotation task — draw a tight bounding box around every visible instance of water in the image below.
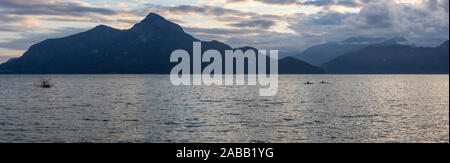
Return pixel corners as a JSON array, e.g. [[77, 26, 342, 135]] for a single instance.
[[0, 75, 448, 143]]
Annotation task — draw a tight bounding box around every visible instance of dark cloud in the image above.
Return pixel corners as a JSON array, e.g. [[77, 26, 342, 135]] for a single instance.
[[335, 0, 363, 7], [0, 25, 29, 32], [140, 4, 260, 19], [302, 0, 338, 6], [357, 1, 395, 28], [228, 20, 276, 28], [444, 0, 449, 12], [0, 0, 116, 16], [140, 4, 282, 30], [228, 0, 372, 7], [0, 0, 130, 34], [183, 27, 269, 42], [309, 12, 353, 25], [254, 0, 299, 5], [0, 14, 24, 22], [185, 27, 267, 35]]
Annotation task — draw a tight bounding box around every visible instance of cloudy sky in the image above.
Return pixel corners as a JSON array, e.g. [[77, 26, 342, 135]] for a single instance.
[[0, 0, 448, 58]]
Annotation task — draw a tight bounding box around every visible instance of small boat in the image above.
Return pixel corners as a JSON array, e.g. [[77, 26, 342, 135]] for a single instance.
[[304, 81, 314, 85], [319, 81, 328, 84], [38, 79, 52, 88]]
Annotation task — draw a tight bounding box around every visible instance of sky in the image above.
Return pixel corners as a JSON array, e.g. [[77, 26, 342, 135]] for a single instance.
[[0, 0, 449, 58]]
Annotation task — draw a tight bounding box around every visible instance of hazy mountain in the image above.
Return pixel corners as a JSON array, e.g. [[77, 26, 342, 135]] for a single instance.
[[293, 37, 414, 66], [341, 37, 387, 44], [377, 37, 413, 46], [0, 13, 323, 74], [322, 40, 449, 74]]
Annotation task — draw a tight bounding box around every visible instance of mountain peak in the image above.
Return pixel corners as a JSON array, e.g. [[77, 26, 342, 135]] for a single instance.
[[86, 25, 120, 34], [130, 12, 184, 34], [91, 25, 115, 31], [142, 13, 165, 22]]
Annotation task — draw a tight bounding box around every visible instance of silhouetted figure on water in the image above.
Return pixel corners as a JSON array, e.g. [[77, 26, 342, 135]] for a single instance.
[[38, 79, 52, 88]]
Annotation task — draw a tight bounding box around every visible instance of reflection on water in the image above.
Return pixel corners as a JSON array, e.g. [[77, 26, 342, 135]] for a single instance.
[[0, 75, 448, 143]]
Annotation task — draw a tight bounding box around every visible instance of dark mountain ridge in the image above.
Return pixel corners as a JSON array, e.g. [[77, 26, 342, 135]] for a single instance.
[[0, 13, 324, 74], [322, 40, 449, 74], [293, 36, 415, 66]]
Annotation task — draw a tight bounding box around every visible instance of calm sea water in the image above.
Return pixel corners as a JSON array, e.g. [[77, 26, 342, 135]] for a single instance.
[[0, 75, 448, 143]]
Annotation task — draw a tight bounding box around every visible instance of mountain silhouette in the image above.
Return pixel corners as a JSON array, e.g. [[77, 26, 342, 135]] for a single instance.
[[293, 37, 415, 66], [279, 57, 325, 74], [0, 13, 324, 74], [322, 40, 449, 74]]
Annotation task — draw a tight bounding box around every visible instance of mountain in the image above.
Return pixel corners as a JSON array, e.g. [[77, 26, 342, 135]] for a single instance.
[[0, 13, 323, 74], [278, 57, 325, 74], [342, 37, 387, 44], [0, 56, 15, 64], [293, 37, 414, 66], [376, 37, 414, 46], [440, 40, 449, 49], [322, 40, 449, 74], [232, 47, 324, 74]]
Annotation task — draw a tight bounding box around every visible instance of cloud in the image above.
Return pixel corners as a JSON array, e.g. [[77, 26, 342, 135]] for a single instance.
[[185, 27, 267, 35], [0, 0, 116, 16], [0, 15, 28, 32], [0, 0, 448, 56], [355, 0, 397, 28], [227, 0, 371, 7], [228, 20, 276, 28], [138, 4, 284, 31], [139, 4, 261, 20], [0, 0, 122, 32], [0, 0, 137, 33]]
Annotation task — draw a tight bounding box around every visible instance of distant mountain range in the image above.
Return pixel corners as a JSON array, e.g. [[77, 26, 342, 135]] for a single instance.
[[322, 40, 449, 74], [293, 36, 416, 66], [0, 13, 323, 74]]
